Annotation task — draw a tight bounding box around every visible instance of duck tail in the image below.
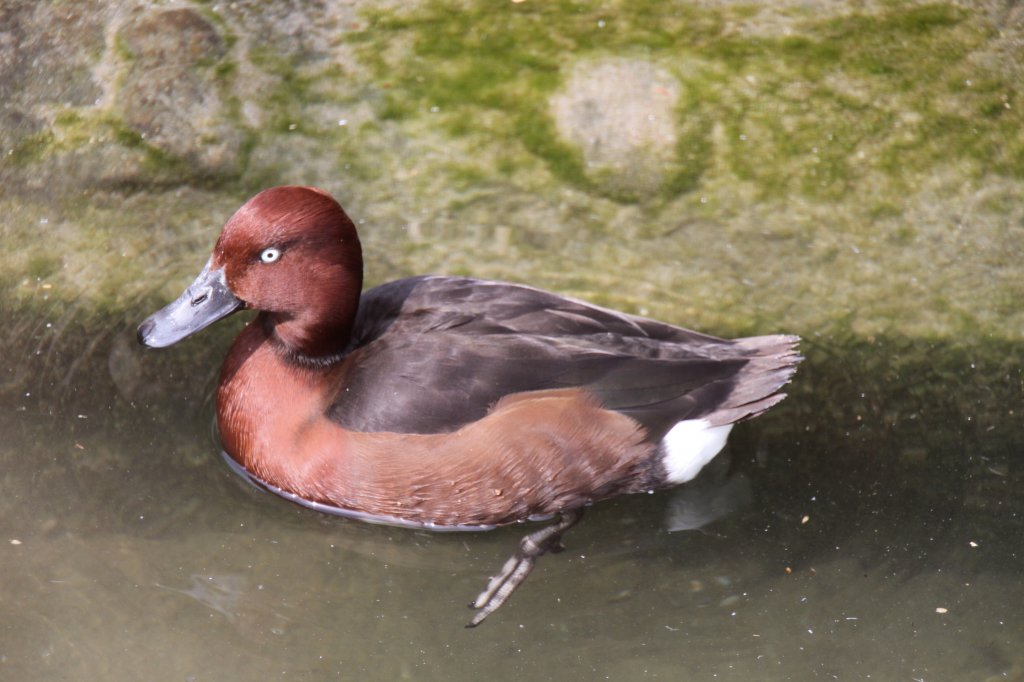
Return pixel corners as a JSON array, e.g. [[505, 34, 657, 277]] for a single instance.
[[703, 334, 802, 427]]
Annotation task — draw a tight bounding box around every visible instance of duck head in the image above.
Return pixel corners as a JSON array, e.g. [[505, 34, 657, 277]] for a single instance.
[[138, 186, 364, 358]]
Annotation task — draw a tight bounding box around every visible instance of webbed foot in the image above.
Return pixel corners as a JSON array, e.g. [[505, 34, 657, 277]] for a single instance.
[[467, 508, 584, 627]]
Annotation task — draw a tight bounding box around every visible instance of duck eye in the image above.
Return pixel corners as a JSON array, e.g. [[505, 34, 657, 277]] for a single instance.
[[259, 247, 281, 264]]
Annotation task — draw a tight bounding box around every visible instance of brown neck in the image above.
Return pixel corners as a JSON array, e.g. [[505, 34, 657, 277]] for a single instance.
[[262, 267, 362, 362], [217, 322, 354, 484]]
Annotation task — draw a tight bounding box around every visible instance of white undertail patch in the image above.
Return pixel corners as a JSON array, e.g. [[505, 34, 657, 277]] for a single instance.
[[660, 419, 733, 484]]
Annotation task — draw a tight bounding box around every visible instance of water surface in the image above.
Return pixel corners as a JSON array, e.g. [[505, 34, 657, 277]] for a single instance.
[[1, 335, 1020, 680]]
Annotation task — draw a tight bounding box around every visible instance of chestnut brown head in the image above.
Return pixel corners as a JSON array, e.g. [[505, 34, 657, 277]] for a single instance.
[[139, 186, 364, 358]]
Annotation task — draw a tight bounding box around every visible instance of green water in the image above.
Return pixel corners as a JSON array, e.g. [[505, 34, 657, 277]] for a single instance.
[[1, 336, 1020, 679]]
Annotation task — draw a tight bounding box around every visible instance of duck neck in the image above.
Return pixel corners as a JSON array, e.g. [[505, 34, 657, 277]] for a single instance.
[[217, 322, 356, 490], [262, 271, 362, 365]]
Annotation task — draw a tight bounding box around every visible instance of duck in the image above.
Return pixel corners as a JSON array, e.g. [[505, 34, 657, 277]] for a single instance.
[[138, 185, 801, 627]]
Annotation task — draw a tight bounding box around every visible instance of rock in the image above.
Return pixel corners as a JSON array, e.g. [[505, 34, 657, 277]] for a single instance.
[[550, 58, 683, 201], [114, 7, 243, 177], [216, 0, 359, 61], [0, 0, 108, 155]]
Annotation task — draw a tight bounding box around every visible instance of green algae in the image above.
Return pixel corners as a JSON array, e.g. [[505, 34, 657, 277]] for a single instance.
[[248, 48, 335, 135], [3, 0, 1023, 383], [5, 130, 56, 167], [353, 1, 1023, 203], [25, 254, 62, 280], [5, 106, 237, 189]]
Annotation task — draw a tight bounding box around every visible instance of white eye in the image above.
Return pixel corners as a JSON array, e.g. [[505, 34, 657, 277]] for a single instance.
[[259, 247, 281, 264]]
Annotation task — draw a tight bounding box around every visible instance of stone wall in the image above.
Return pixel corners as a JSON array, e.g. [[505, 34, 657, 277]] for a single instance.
[[2, 0, 1023, 354]]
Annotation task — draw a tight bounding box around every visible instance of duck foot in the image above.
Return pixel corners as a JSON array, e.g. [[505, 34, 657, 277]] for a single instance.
[[466, 508, 584, 628]]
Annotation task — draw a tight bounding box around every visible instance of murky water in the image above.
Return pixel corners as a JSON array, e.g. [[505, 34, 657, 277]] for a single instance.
[[2, 332, 1020, 680]]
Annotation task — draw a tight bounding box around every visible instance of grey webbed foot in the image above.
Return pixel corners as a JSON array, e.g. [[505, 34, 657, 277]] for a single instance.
[[467, 508, 584, 628]]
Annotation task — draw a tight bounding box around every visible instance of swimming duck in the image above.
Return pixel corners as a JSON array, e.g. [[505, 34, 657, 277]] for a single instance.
[[138, 186, 801, 626]]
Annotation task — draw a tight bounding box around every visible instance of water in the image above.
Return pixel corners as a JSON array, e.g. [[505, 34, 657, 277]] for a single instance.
[[1, 332, 1020, 680]]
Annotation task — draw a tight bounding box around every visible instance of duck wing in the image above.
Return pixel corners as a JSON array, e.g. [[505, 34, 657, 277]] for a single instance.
[[329, 276, 799, 437]]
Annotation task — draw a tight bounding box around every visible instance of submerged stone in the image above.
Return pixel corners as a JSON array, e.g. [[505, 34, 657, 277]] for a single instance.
[[114, 7, 242, 177], [0, 0, 108, 162], [550, 58, 683, 201]]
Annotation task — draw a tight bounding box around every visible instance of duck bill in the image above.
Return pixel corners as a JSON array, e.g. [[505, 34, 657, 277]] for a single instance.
[[137, 259, 243, 348]]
